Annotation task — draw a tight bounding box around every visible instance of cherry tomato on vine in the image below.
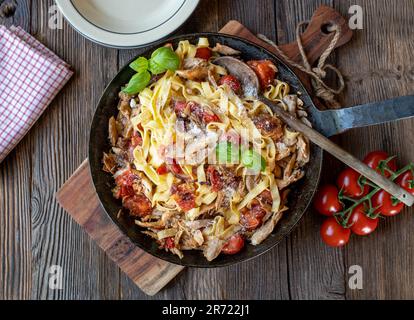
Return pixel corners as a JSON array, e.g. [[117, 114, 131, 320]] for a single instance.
[[363, 151, 397, 177], [314, 185, 343, 216], [396, 170, 414, 196], [372, 190, 405, 217], [320, 217, 351, 247], [349, 204, 379, 236], [336, 168, 370, 198], [222, 234, 245, 255]]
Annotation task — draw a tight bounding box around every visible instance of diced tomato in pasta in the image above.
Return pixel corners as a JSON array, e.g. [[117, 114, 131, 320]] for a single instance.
[[247, 60, 277, 88]]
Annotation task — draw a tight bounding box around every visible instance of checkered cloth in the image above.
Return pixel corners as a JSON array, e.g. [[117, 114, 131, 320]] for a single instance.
[[0, 25, 73, 163]]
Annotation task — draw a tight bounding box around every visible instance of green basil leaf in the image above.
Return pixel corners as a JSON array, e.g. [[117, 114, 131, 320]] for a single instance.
[[149, 47, 180, 74], [129, 57, 148, 73], [241, 149, 266, 172], [216, 142, 240, 164], [148, 59, 167, 75], [122, 70, 151, 95]]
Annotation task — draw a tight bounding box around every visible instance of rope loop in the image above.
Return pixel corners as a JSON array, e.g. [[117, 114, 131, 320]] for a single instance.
[[258, 20, 345, 108]]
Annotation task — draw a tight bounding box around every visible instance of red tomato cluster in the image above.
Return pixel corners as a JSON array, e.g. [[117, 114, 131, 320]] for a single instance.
[[314, 150, 413, 248]]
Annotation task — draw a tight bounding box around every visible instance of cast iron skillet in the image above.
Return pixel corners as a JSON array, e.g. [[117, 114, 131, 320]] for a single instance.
[[89, 33, 413, 267]]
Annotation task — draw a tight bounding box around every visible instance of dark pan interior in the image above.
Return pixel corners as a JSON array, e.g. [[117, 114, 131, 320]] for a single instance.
[[89, 33, 323, 267]]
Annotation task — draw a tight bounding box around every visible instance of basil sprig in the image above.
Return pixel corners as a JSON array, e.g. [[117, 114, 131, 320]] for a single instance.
[[122, 46, 180, 95], [216, 142, 240, 164], [122, 71, 151, 95], [215, 141, 266, 173], [129, 57, 148, 73], [149, 47, 181, 75], [241, 149, 266, 173]]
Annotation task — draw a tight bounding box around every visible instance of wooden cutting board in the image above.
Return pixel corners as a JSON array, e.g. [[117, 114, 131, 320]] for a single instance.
[[56, 6, 352, 296]]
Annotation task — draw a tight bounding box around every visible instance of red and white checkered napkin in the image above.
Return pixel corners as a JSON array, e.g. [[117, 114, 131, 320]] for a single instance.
[[0, 25, 73, 163]]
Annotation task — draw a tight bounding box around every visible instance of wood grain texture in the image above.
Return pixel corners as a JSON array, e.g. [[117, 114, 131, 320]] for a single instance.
[[56, 161, 184, 296], [0, 0, 32, 301], [29, 0, 121, 300], [1, 0, 413, 300], [334, 0, 414, 300], [274, 0, 347, 300]]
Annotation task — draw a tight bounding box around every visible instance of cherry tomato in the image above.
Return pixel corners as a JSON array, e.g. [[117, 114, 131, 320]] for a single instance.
[[202, 113, 221, 124], [195, 47, 212, 60], [170, 159, 184, 175], [165, 158, 184, 175], [320, 217, 351, 247], [219, 75, 241, 92], [207, 166, 223, 192], [349, 204, 379, 236], [247, 60, 277, 88], [363, 151, 397, 178], [337, 168, 370, 198], [156, 163, 169, 175], [396, 170, 414, 196], [372, 189, 404, 217], [314, 185, 343, 216], [222, 234, 245, 255], [240, 205, 267, 231], [164, 237, 175, 249]]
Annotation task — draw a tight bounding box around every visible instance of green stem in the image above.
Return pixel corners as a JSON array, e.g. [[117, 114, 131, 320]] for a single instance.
[[336, 163, 414, 228]]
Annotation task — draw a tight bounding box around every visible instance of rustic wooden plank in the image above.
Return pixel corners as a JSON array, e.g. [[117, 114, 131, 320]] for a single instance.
[[334, 0, 414, 300], [28, 0, 121, 300], [0, 0, 31, 30], [0, 0, 32, 301], [56, 161, 184, 296], [0, 145, 33, 300], [274, 0, 347, 300]]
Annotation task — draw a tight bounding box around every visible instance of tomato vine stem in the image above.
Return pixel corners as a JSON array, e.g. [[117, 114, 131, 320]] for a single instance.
[[334, 163, 414, 228]]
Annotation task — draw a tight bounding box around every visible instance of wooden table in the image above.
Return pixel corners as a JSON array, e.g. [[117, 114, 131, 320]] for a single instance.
[[1, 0, 413, 300]]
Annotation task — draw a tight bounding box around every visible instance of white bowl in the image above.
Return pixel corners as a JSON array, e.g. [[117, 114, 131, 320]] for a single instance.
[[56, 0, 200, 48]]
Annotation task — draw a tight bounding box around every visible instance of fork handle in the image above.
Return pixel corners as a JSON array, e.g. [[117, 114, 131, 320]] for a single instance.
[[262, 97, 414, 207]]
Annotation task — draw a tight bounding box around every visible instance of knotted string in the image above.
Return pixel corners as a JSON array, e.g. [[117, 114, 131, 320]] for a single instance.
[[258, 21, 345, 108]]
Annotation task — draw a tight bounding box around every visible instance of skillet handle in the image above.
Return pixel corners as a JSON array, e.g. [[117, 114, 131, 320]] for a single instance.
[[261, 96, 414, 207], [312, 95, 414, 137]]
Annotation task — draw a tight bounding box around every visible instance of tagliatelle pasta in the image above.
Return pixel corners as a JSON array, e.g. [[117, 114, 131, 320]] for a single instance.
[[102, 38, 310, 261]]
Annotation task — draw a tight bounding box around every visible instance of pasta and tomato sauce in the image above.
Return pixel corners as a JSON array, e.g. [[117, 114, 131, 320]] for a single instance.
[[102, 38, 310, 261]]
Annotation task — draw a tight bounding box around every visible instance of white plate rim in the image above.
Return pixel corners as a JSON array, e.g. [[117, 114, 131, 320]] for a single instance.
[[55, 0, 200, 49]]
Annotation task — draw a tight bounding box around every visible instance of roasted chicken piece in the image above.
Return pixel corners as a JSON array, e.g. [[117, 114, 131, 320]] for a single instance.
[[206, 165, 240, 192], [212, 43, 241, 56], [108, 116, 118, 146], [102, 153, 117, 174], [173, 100, 220, 128], [123, 194, 152, 217], [253, 114, 284, 141], [176, 66, 209, 81], [171, 183, 196, 212]]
